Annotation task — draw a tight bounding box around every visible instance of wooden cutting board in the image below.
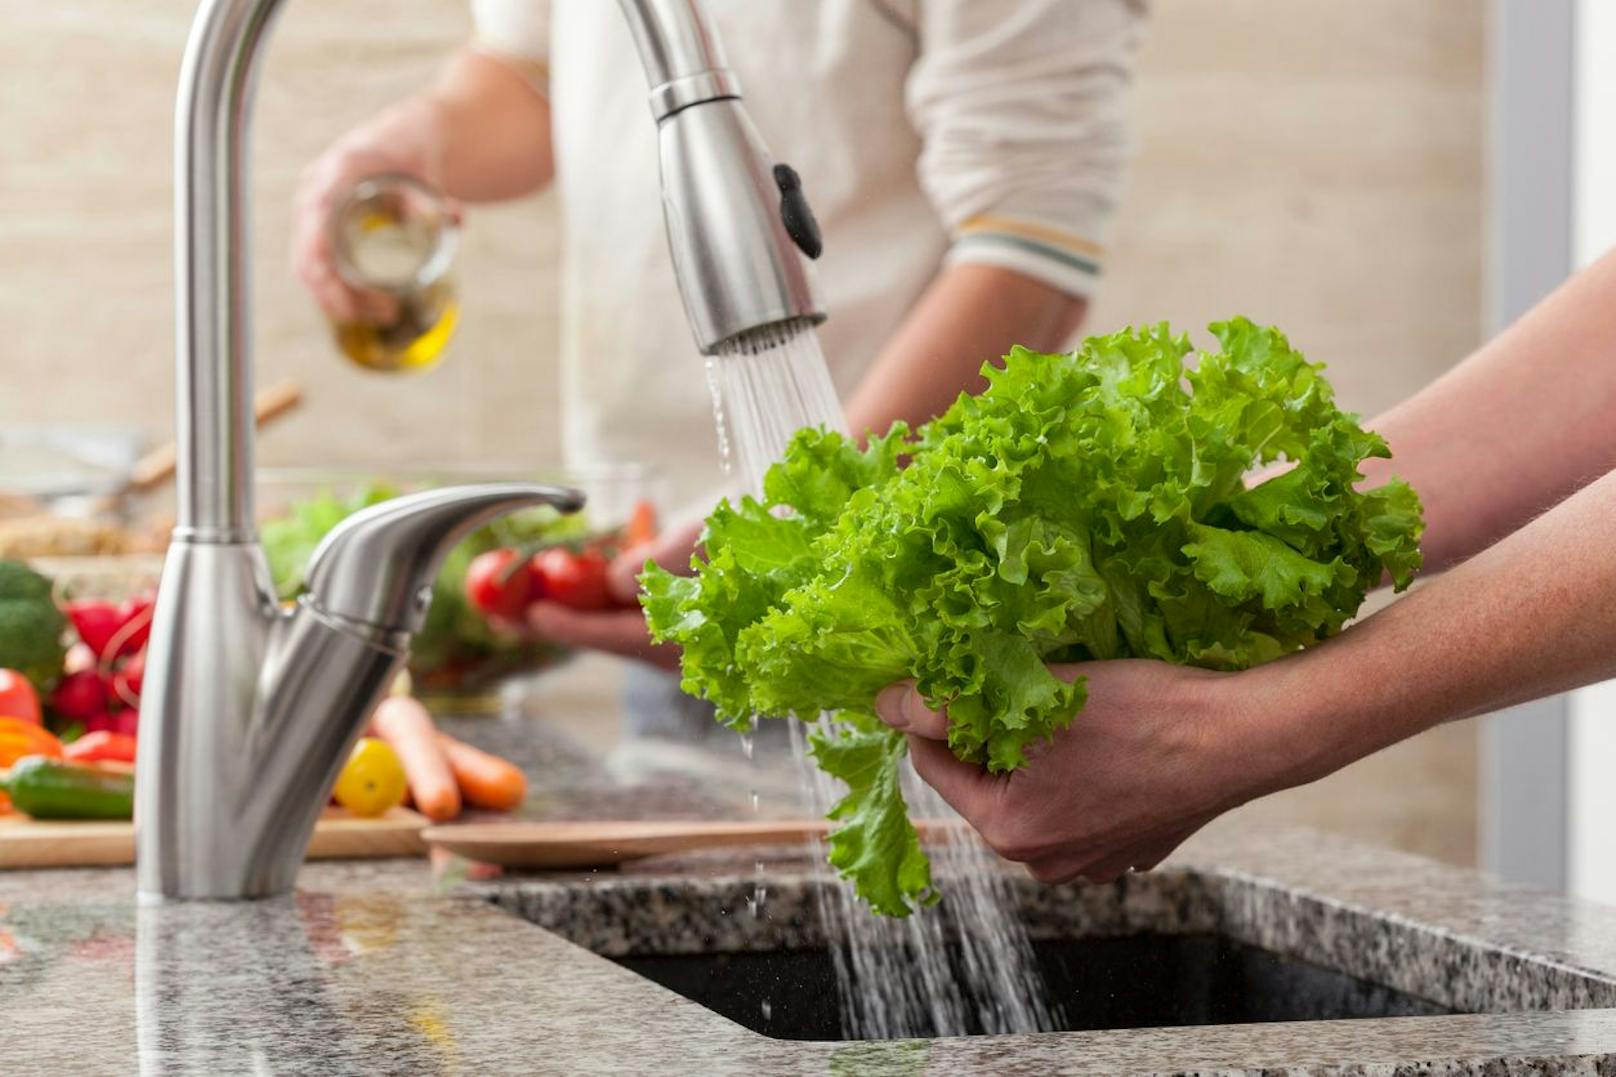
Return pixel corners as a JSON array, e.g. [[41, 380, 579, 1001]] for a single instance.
[[422, 818, 961, 870], [0, 806, 428, 870]]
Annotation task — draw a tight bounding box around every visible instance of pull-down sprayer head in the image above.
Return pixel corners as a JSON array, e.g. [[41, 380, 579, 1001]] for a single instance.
[[616, 0, 825, 354]]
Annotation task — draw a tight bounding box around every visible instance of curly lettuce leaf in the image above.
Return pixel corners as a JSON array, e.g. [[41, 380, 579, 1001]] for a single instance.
[[809, 712, 936, 918], [644, 317, 1425, 916]]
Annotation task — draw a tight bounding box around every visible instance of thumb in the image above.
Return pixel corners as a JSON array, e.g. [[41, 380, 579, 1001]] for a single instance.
[[874, 681, 950, 741]]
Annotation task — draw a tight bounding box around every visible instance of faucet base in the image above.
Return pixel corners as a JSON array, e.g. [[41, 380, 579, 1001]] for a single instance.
[[135, 540, 406, 900], [138, 485, 584, 900]]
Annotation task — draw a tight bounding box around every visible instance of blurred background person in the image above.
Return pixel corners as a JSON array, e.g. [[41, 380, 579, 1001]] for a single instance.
[[291, 1, 1146, 742]]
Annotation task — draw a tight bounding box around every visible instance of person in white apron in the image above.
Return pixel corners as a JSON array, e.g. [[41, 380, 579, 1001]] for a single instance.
[[294, 1, 1146, 742]]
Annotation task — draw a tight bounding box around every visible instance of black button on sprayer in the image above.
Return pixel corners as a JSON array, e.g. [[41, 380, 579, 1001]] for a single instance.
[[773, 163, 823, 260]]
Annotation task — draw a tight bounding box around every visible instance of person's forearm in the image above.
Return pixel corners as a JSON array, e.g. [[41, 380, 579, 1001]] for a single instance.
[[1359, 249, 1616, 572], [843, 264, 1088, 438], [400, 48, 555, 202], [1240, 464, 1616, 796]]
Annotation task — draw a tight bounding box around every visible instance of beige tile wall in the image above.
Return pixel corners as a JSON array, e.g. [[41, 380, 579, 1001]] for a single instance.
[[1, 0, 559, 468], [1088, 2, 1486, 866], [0, 1, 1485, 864], [1091, 1, 1486, 418]]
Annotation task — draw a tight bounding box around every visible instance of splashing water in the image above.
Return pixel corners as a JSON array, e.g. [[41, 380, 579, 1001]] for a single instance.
[[790, 721, 1060, 1038], [703, 320, 1059, 1039]]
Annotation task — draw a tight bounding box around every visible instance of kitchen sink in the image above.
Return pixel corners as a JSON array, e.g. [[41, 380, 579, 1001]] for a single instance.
[[616, 933, 1451, 1041], [489, 863, 1616, 1043]]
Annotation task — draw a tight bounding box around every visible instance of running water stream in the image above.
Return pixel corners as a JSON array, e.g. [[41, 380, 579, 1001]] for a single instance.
[[706, 319, 845, 488], [704, 321, 1059, 1039]]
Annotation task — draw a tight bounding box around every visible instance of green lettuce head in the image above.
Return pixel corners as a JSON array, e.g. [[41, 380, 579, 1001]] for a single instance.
[[644, 318, 1424, 916]]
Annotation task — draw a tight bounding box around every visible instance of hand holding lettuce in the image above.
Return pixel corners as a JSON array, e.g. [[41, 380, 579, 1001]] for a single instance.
[[642, 318, 1425, 916]]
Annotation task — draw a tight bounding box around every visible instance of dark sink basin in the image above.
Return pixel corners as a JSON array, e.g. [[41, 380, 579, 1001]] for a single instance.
[[489, 862, 1616, 1043], [616, 933, 1451, 1042]]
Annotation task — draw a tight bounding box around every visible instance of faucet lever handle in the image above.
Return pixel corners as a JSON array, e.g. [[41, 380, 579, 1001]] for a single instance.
[[773, 164, 821, 260], [304, 483, 585, 634]]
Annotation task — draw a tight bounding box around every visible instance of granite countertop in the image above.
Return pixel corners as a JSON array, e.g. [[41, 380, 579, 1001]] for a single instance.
[[7, 704, 1616, 1074]]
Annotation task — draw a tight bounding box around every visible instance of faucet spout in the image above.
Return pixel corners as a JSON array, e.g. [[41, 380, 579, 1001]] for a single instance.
[[305, 483, 585, 634], [137, 483, 580, 900]]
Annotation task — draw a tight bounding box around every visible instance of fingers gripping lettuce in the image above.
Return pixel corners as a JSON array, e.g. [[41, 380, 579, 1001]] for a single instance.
[[642, 319, 1425, 916]]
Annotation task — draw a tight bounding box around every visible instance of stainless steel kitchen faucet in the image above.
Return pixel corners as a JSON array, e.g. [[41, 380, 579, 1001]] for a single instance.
[[138, 0, 824, 899]]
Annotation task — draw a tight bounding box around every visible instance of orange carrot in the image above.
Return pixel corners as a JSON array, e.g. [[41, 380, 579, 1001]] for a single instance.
[[437, 733, 527, 812], [624, 498, 658, 547], [372, 697, 460, 822]]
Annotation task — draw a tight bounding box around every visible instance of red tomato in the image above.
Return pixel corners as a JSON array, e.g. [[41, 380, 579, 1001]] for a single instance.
[[51, 670, 109, 720], [0, 670, 42, 726], [465, 548, 537, 620], [530, 547, 613, 612]]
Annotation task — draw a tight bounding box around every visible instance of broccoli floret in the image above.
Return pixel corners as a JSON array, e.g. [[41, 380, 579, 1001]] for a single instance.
[[0, 561, 67, 693], [0, 560, 55, 604]]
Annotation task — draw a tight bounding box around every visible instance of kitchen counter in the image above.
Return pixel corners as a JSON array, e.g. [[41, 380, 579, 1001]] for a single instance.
[[6, 706, 1616, 1074]]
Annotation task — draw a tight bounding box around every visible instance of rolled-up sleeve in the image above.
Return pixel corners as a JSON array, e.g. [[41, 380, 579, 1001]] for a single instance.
[[907, 0, 1146, 298], [470, 0, 551, 91]]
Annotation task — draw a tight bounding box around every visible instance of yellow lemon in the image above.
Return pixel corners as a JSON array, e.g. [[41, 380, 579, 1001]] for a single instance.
[[333, 737, 407, 818]]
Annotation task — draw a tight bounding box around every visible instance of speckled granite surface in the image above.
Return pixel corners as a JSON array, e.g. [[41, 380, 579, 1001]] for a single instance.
[[6, 717, 1616, 1074], [485, 854, 1616, 1014]]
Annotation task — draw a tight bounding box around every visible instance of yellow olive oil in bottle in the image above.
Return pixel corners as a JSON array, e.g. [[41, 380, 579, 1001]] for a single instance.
[[329, 174, 460, 374]]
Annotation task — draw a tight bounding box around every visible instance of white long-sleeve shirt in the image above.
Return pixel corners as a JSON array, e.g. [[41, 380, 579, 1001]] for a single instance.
[[471, 0, 1145, 512]]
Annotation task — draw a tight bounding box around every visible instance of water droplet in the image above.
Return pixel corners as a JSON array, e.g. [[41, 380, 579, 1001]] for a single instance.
[[751, 859, 768, 918]]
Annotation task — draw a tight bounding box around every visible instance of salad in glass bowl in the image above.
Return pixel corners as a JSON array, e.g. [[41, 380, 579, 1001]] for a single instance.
[[257, 464, 662, 697]]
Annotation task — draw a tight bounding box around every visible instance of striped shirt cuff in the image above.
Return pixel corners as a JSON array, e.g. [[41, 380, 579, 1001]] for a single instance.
[[946, 214, 1105, 298]]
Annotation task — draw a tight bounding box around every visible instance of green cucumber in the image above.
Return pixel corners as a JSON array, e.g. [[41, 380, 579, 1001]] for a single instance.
[[0, 756, 134, 820]]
